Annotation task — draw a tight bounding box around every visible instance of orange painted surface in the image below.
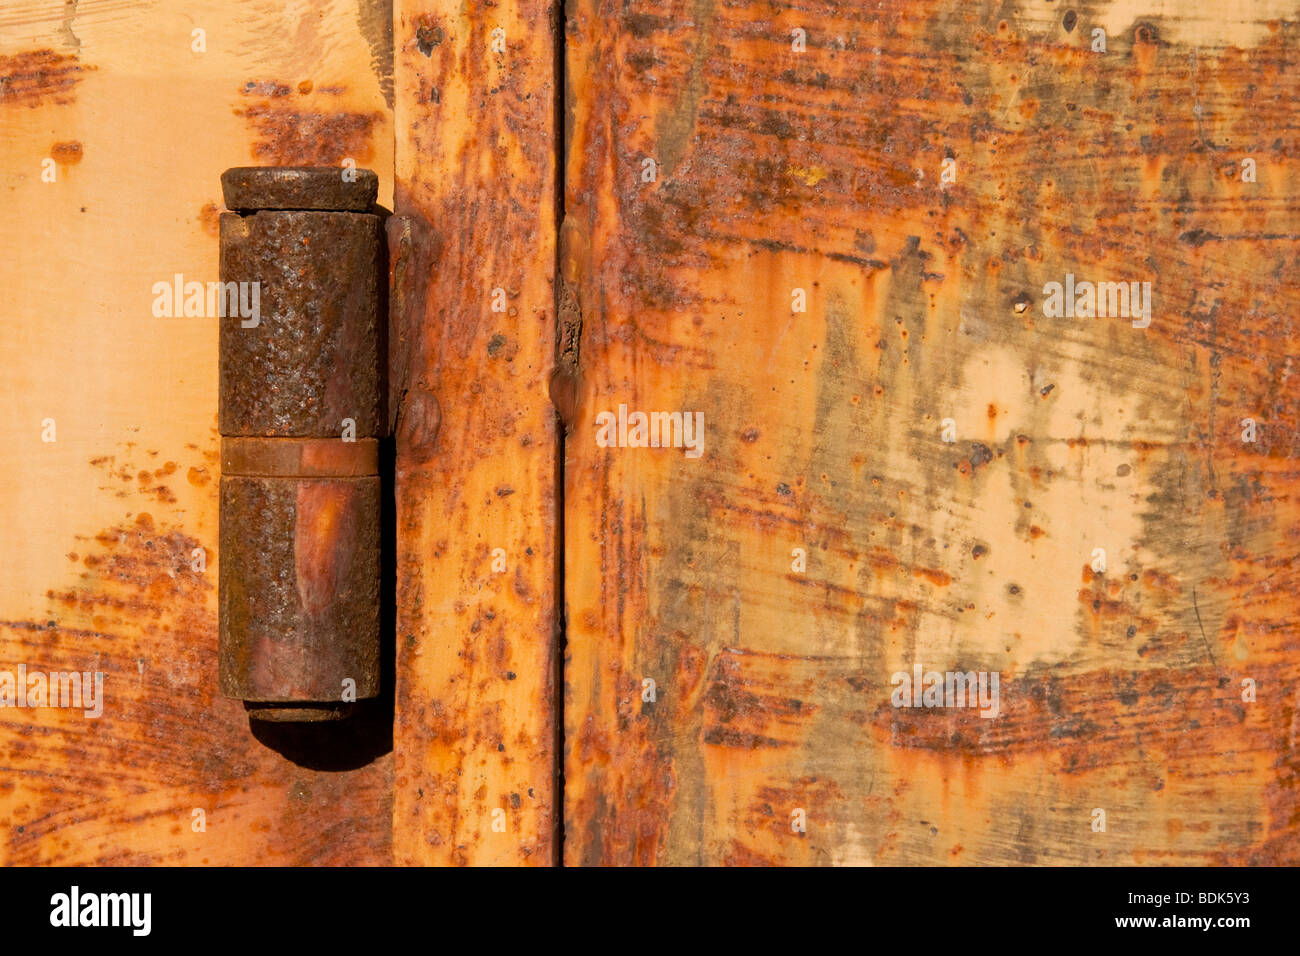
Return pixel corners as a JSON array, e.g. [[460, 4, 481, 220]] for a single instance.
[[562, 0, 1299, 864], [2, 0, 1296, 868], [389, 0, 561, 865], [0, 1, 394, 864]]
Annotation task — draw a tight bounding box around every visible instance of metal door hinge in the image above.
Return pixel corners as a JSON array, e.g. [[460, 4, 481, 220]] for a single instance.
[[217, 166, 384, 723]]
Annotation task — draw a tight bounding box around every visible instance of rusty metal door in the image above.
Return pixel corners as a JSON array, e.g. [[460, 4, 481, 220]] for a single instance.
[[553, 1, 1300, 865], [2, 0, 1297, 868]]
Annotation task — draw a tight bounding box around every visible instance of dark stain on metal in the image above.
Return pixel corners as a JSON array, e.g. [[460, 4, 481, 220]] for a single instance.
[[219, 167, 385, 723], [235, 86, 383, 166], [1134, 22, 1161, 46], [50, 140, 82, 164], [2, 463, 392, 858], [356, 0, 395, 108], [0, 49, 91, 107], [415, 19, 445, 57]]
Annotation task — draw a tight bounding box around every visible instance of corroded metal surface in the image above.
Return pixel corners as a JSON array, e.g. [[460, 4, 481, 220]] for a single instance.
[[219, 167, 384, 723], [390, 0, 561, 864], [563, 1, 1300, 865], [219, 208, 383, 438], [0, 2, 394, 865], [219, 476, 381, 712], [221, 166, 379, 212]]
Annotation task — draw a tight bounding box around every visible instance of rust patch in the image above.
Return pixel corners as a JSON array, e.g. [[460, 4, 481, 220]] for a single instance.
[[414, 18, 445, 57], [565, 0, 1300, 865], [0, 451, 391, 863], [197, 203, 222, 238], [0, 50, 90, 108], [389, 0, 560, 865], [568, 678, 676, 866], [50, 140, 82, 164], [702, 651, 817, 750], [235, 84, 382, 166]]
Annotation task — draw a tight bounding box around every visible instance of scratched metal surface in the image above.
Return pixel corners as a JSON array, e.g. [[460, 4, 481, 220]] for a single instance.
[[562, 0, 1299, 864]]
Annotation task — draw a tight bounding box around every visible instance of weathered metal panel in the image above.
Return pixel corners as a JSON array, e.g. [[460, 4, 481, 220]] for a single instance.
[[563, 0, 1300, 864], [0, 0, 394, 864], [390, 0, 562, 864]]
